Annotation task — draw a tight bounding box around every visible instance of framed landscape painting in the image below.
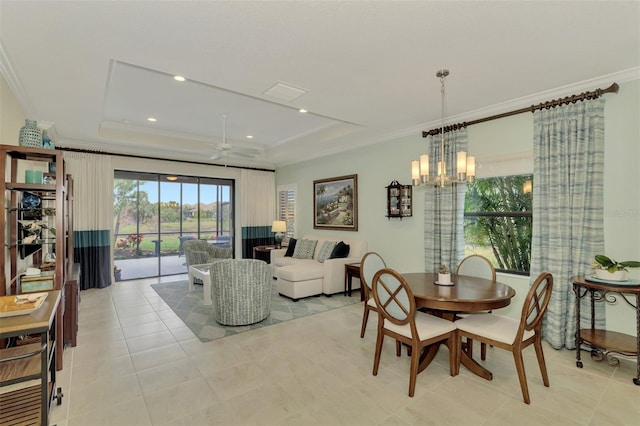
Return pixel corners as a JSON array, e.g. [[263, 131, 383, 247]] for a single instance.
[[313, 174, 358, 231]]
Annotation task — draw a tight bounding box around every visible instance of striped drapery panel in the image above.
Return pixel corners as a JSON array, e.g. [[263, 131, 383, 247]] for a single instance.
[[531, 98, 606, 349], [239, 169, 276, 258], [423, 129, 468, 272], [64, 152, 113, 289]]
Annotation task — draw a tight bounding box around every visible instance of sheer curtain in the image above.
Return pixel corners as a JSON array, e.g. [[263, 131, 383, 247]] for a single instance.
[[423, 129, 467, 272], [239, 169, 276, 258], [531, 98, 606, 349], [63, 152, 113, 289]]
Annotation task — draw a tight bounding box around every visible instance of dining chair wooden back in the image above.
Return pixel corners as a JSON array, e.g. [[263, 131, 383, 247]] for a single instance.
[[371, 268, 458, 397], [359, 252, 386, 338], [456, 254, 496, 360], [455, 272, 554, 404]]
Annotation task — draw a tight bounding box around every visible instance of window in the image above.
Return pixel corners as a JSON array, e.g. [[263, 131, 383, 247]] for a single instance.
[[463, 174, 533, 275], [277, 184, 296, 239], [113, 171, 234, 280]]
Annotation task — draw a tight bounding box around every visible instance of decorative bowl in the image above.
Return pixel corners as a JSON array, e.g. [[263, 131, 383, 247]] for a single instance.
[[595, 269, 628, 281], [22, 192, 41, 208]]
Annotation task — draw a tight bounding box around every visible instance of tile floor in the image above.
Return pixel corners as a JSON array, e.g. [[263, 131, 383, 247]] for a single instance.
[[39, 275, 640, 425]]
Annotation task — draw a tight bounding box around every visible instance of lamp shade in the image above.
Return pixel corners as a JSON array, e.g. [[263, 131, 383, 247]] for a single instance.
[[271, 221, 287, 233]]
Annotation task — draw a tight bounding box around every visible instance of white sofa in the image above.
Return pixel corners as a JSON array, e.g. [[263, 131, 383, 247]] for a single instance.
[[271, 234, 367, 300]]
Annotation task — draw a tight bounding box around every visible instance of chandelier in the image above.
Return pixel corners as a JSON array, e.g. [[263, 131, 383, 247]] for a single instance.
[[412, 69, 475, 187]]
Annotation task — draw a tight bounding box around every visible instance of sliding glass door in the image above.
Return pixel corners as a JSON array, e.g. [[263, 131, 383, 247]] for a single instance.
[[113, 171, 234, 281]]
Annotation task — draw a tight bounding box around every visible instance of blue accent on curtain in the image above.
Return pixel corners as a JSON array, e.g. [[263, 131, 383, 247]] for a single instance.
[[74, 230, 112, 290], [531, 98, 605, 350], [241, 226, 274, 258]]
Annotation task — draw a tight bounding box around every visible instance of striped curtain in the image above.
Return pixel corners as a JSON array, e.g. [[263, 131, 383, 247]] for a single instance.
[[531, 98, 605, 349], [423, 129, 468, 272], [63, 152, 113, 289], [239, 169, 276, 258]]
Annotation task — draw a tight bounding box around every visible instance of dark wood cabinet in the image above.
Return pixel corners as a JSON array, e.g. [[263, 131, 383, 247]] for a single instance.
[[386, 180, 412, 219], [1, 144, 76, 367]]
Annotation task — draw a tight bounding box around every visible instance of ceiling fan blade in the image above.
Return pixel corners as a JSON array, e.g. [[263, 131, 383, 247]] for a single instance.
[[231, 146, 260, 156], [230, 151, 255, 158]]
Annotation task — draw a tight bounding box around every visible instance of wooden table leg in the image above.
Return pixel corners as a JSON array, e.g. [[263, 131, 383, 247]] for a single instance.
[[460, 350, 493, 380], [418, 343, 441, 373]]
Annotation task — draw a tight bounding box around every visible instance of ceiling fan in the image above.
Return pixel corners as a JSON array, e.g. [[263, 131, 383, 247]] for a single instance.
[[209, 114, 260, 162]]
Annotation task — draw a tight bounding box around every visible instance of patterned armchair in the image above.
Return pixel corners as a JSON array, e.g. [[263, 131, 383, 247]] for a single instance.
[[183, 239, 232, 267], [209, 259, 273, 326]]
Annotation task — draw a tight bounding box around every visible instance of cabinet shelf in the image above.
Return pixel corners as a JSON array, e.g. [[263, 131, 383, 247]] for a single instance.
[[573, 276, 640, 386], [579, 329, 637, 356]]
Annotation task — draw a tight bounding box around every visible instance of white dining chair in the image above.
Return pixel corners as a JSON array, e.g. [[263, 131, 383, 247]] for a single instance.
[[371, 268, 459, 397], [360, 252, 386, 338], [455, 272, 553, 404], [456, 254, 496, 360]]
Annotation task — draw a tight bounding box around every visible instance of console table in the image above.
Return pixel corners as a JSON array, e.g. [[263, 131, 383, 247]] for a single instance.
[[572, 276, 640, 385]]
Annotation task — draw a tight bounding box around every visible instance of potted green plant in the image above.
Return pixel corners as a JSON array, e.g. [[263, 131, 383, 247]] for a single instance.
[[592, 255, 640, 281], [438, 264, 451, 284]]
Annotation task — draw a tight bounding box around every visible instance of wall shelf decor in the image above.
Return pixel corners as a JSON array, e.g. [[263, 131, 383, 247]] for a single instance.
[[386, 180, 412, 219]]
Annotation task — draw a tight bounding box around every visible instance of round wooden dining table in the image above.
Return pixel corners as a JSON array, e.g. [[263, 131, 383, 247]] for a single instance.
[[401, 272, 516, 380]]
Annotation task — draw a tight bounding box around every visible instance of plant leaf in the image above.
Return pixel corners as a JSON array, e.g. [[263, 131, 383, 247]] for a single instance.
[[620, 261, 640, 268], [594, 255, 614, 268]]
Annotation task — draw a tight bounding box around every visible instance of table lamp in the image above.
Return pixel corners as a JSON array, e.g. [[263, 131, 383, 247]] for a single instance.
[[272, 220, 287, 249]]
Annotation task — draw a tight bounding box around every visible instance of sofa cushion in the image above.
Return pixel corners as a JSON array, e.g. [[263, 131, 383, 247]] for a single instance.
[[293, 239, 317, 259], [278, 262, 324, 281], [284, 238, 297, 257], [330, 241, 350, 259], [316, 241, 337, 263]]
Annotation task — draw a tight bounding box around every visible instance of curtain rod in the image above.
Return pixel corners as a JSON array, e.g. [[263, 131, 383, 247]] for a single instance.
[[422, 82, 619, 137], [56, 146, 276, 173]]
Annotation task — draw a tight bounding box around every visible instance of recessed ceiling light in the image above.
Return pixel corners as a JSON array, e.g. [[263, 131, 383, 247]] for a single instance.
[[174, 75, 186, 82], [166, 176, 178, 181], [147, 117, 157, 122], [246, 135, 254, 139], [299, 109, 308, 113]]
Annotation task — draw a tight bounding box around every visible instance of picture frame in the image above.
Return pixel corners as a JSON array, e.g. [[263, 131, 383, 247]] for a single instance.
[[313, 174, 358, 231]]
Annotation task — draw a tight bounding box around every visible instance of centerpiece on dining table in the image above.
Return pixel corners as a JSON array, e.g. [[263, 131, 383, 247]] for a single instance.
[[435, 264, 454, 286]]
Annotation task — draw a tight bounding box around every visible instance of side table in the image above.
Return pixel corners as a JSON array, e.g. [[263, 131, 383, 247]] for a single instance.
[[253, 245, 276, 264], [188, 264, 213, 305], [572, 275, 640, 385], [344, 263, 362, 299]]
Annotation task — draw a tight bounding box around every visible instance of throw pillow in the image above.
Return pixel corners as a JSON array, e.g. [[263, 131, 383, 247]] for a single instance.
[[329, 241, 350, 259], [293, 239, 317, 259], [316, 241, 337, 263], [284, 238, 297, 257]]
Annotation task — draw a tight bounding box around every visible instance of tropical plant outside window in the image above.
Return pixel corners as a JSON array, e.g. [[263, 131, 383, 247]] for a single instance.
[[464, 174, 533, 275]]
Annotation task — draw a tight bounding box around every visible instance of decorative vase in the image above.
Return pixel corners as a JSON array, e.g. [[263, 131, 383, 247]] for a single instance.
[[595, 269, 628, 281], [18, 119, 43, 148], [42, 130, 55, 149], [438, 273, 451, 284]]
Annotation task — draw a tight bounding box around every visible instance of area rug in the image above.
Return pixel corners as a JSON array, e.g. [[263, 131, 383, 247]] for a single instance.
[[151, 280, 360, 342]]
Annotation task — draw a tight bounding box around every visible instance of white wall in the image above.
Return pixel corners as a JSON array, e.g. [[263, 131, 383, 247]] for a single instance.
[[276, 79, 640, 335]]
